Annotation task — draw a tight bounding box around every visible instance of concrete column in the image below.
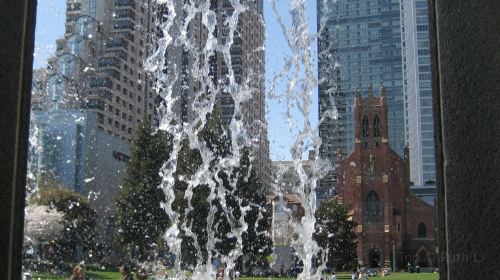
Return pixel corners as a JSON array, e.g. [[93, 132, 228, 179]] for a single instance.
[[429, 1, 500, 279], [0, 0, 37, 279]]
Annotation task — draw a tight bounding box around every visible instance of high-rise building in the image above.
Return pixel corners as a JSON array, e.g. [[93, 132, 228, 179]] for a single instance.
[[401, 0, 435, 186], [317, 0, 407, 197], [156, 0, 270, 186], [32, 0, 156, 141], [216, 0, 269, 187], [29, 0, 157, 220], [28, 110, 130, 217], [317, 10, 344, 201]]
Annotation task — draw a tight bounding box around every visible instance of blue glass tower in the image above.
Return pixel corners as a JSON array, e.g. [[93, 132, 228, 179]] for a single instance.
[[318, 0, 406, 196], [401, 0, 435, 186]]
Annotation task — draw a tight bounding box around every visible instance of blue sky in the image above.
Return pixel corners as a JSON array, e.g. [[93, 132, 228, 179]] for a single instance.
[[33, 0, 319, 161]]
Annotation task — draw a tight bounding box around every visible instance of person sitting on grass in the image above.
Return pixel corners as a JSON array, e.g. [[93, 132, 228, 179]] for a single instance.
[[136, 267, 148, 280], [119, 264, 134, 280], [69, 264, 85, 280]]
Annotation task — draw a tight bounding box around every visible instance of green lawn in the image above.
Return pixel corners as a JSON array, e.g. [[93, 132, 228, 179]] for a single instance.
[[241, 273, 438, 280], [33, 271, 120, 279], [33, 271, 438, 280], [373, 273, 439, 280], [241, 273, 439, 280]]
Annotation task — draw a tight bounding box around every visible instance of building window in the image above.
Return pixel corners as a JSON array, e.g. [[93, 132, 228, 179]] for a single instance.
[[366, 190, 381, 224], [417, 24, 428, 32], [362, 115, 369, 137], [67, 2, 81, 11], [418, 222, 427, 238], [89, 0, 96, 18], [97, 113, 104, 124], [373, 115, 381, 136]]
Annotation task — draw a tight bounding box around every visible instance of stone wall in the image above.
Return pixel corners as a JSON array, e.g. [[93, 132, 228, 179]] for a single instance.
[[0, 1, 37, 278], [428, 1, 500, 278]]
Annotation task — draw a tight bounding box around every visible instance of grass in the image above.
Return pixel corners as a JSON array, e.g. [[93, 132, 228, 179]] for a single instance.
[[376, 273, 439, 280], [33, 271, 119, 279], [241, 273, 439, 280], [32, 271, 439, 280]]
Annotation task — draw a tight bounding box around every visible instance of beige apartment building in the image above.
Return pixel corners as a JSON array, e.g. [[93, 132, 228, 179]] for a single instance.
[[32, 0, 156, 141], [30, 0, 270, 195], [156, 0, 271, 187]]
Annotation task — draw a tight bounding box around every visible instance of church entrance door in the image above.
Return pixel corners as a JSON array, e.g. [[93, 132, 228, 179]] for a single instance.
[[418, 250, 429, 267], [369, 246, 381, 268]]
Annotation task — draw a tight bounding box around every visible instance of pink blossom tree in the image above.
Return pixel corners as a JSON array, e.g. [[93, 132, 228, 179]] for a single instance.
[[24, 204, 64, 245]]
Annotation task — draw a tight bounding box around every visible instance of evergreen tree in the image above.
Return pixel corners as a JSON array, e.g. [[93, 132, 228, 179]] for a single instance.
[[171, 110, 271, 268], [315, 200, 358, 271], [237, 150, 272, 267], [172, 138, 207, 267], [115, 118, 172, 260], [172, 110, 230, 267], [209, 149, 272, 265]]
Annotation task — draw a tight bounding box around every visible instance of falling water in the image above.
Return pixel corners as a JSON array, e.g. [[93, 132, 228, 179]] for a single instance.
[[145, 0, 338, 279]]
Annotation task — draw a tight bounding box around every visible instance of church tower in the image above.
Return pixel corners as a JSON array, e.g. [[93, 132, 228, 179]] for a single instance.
[[337, 85, 411, 268]]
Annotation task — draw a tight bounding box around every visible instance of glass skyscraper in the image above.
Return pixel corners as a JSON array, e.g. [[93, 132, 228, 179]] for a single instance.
[[401, 0, 435, 185], [318, 0, 406, 196]]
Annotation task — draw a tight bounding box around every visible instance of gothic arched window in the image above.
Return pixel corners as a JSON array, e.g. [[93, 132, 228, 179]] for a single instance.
[[418, 222, 427, 238], [362, 115, 369, 137], [366, 190, 381, 224], [373, 115, 381, 137]]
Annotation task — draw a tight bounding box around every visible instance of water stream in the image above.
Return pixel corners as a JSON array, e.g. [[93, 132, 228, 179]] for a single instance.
[[25, 0, 340, 279], [146, 1, 337, 279]]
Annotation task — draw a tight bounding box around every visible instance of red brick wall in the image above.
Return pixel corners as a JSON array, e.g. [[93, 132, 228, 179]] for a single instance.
[[337, 94, 436, 268], [406, 194, 437, 266]]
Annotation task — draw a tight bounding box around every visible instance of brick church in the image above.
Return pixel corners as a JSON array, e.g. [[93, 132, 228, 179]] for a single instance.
[[336, 86, 436, 269]]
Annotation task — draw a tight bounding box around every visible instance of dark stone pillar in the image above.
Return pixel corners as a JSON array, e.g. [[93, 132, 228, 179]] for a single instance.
[[0, 0, 37, 279], [429, 1, 500, 279]]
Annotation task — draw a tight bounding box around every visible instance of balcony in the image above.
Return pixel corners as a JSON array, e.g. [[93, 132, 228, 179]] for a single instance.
[[113, 20, 135, 31], [112, 31, 135, 42], [89, 76, 113, 89], [85, 98, 105, 110], [98, 57, 121, 69], [105, 37, 128, 50], [115, 0, 135, 9], [230, 46, 242, 55], [102, 69, 121, 80], [232, 57, 242, 65], [113, 9, 136, 20], [233, 37, 242, 45]]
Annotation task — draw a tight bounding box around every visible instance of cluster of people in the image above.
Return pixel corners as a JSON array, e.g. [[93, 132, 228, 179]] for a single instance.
[[350, 267, 390, 279], [320, 272, 337, 280], [119, 264, 151, 280], [216, 267, 224, 280], [351, 269, 368, 280], [68, 264, 390, 279], [215, 267, 242, 279]]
